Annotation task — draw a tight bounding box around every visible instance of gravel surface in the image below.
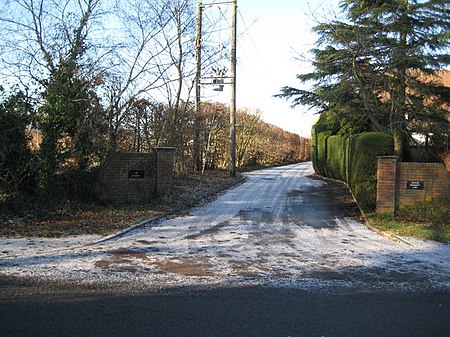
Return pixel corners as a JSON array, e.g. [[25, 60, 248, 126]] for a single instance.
[[1, 162, 449, 295]]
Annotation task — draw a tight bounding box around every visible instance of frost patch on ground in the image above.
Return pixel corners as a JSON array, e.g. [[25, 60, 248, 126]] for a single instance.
[[1, 163, 449, 293]]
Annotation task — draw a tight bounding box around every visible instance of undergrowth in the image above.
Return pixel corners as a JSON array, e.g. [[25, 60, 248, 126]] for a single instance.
[[369, 197, 450, 244]]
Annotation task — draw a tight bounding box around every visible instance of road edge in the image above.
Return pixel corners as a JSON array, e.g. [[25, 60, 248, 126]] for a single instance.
[[314, 174, 413, 246], [89, 174, 246, 245]]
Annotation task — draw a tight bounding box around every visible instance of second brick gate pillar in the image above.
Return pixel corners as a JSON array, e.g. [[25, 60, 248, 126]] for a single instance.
[[376, 156, 399, 214]]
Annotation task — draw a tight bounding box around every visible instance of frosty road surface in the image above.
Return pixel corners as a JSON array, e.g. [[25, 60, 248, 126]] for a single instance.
[[1, 162, 449, 292]]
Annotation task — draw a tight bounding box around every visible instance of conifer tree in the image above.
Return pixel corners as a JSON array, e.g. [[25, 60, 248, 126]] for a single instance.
[[279, 0, 450, 157]]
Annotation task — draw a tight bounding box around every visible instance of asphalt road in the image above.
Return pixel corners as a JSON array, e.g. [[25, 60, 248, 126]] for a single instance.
[[1, 162, 449, 336], [1, 285, 450, 337]]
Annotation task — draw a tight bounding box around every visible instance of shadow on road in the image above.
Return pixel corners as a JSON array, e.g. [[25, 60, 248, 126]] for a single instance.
[[1, 282, 449, 337]]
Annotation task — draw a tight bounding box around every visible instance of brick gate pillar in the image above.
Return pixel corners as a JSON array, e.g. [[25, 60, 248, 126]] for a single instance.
[[376, 156, 399, 214]]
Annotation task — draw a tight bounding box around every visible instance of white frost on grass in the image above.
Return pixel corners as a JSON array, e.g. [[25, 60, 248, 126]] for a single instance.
[[1, 162, 449, 293]]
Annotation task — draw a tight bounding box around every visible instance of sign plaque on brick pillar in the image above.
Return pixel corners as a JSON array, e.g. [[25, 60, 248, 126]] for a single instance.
[[376, 156, 399, 214], [96, 152, 156, 203], [96, 149, 176, 203], [407, 180, 424, 190]]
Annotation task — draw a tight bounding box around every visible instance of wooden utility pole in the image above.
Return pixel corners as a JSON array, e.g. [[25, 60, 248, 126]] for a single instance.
[[195, 0, 237, 176], [229, 0, 237, 177], [193, 1, 203, 172]]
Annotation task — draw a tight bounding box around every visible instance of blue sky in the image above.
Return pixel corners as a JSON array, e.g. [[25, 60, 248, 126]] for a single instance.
[[204, 0, 341, 137]]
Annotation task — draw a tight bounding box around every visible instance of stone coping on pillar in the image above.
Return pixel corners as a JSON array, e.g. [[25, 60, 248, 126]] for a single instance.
[[377, 155, 399, 160]]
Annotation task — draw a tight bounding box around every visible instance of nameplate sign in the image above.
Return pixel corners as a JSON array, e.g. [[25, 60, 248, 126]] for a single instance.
[[407, 181, 424, 190], [128, 170, 145, 179]]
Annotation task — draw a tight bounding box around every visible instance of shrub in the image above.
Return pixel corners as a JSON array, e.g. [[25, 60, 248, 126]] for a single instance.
[[326, 134, 347, 181], [55, 169, 100, 203], [347, 132, 393, 212], [313, 129, 393, 212], [0, 90, 36, 197], [311, 127, 319, 173], [312, 128, 332, 176], [398, 197, 450, 228]]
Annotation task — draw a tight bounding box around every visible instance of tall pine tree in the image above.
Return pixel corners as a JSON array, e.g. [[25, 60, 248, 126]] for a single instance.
[[279, 0, 450, 158]]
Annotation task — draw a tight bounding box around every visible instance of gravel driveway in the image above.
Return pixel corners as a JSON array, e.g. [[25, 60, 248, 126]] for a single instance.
[[1, 162, 449, 293]]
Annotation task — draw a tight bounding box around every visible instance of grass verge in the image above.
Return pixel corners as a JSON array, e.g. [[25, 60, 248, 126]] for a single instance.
[[367, 198, 450, 244], [367, 214, 450, 244]]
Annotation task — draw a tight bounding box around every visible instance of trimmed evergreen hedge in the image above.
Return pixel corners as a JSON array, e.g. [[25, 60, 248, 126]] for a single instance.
[[348, 133, 393, 211], [312, 130, 393, 212], [311, 127, 332, 176], [326, 134, 347, 181]]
